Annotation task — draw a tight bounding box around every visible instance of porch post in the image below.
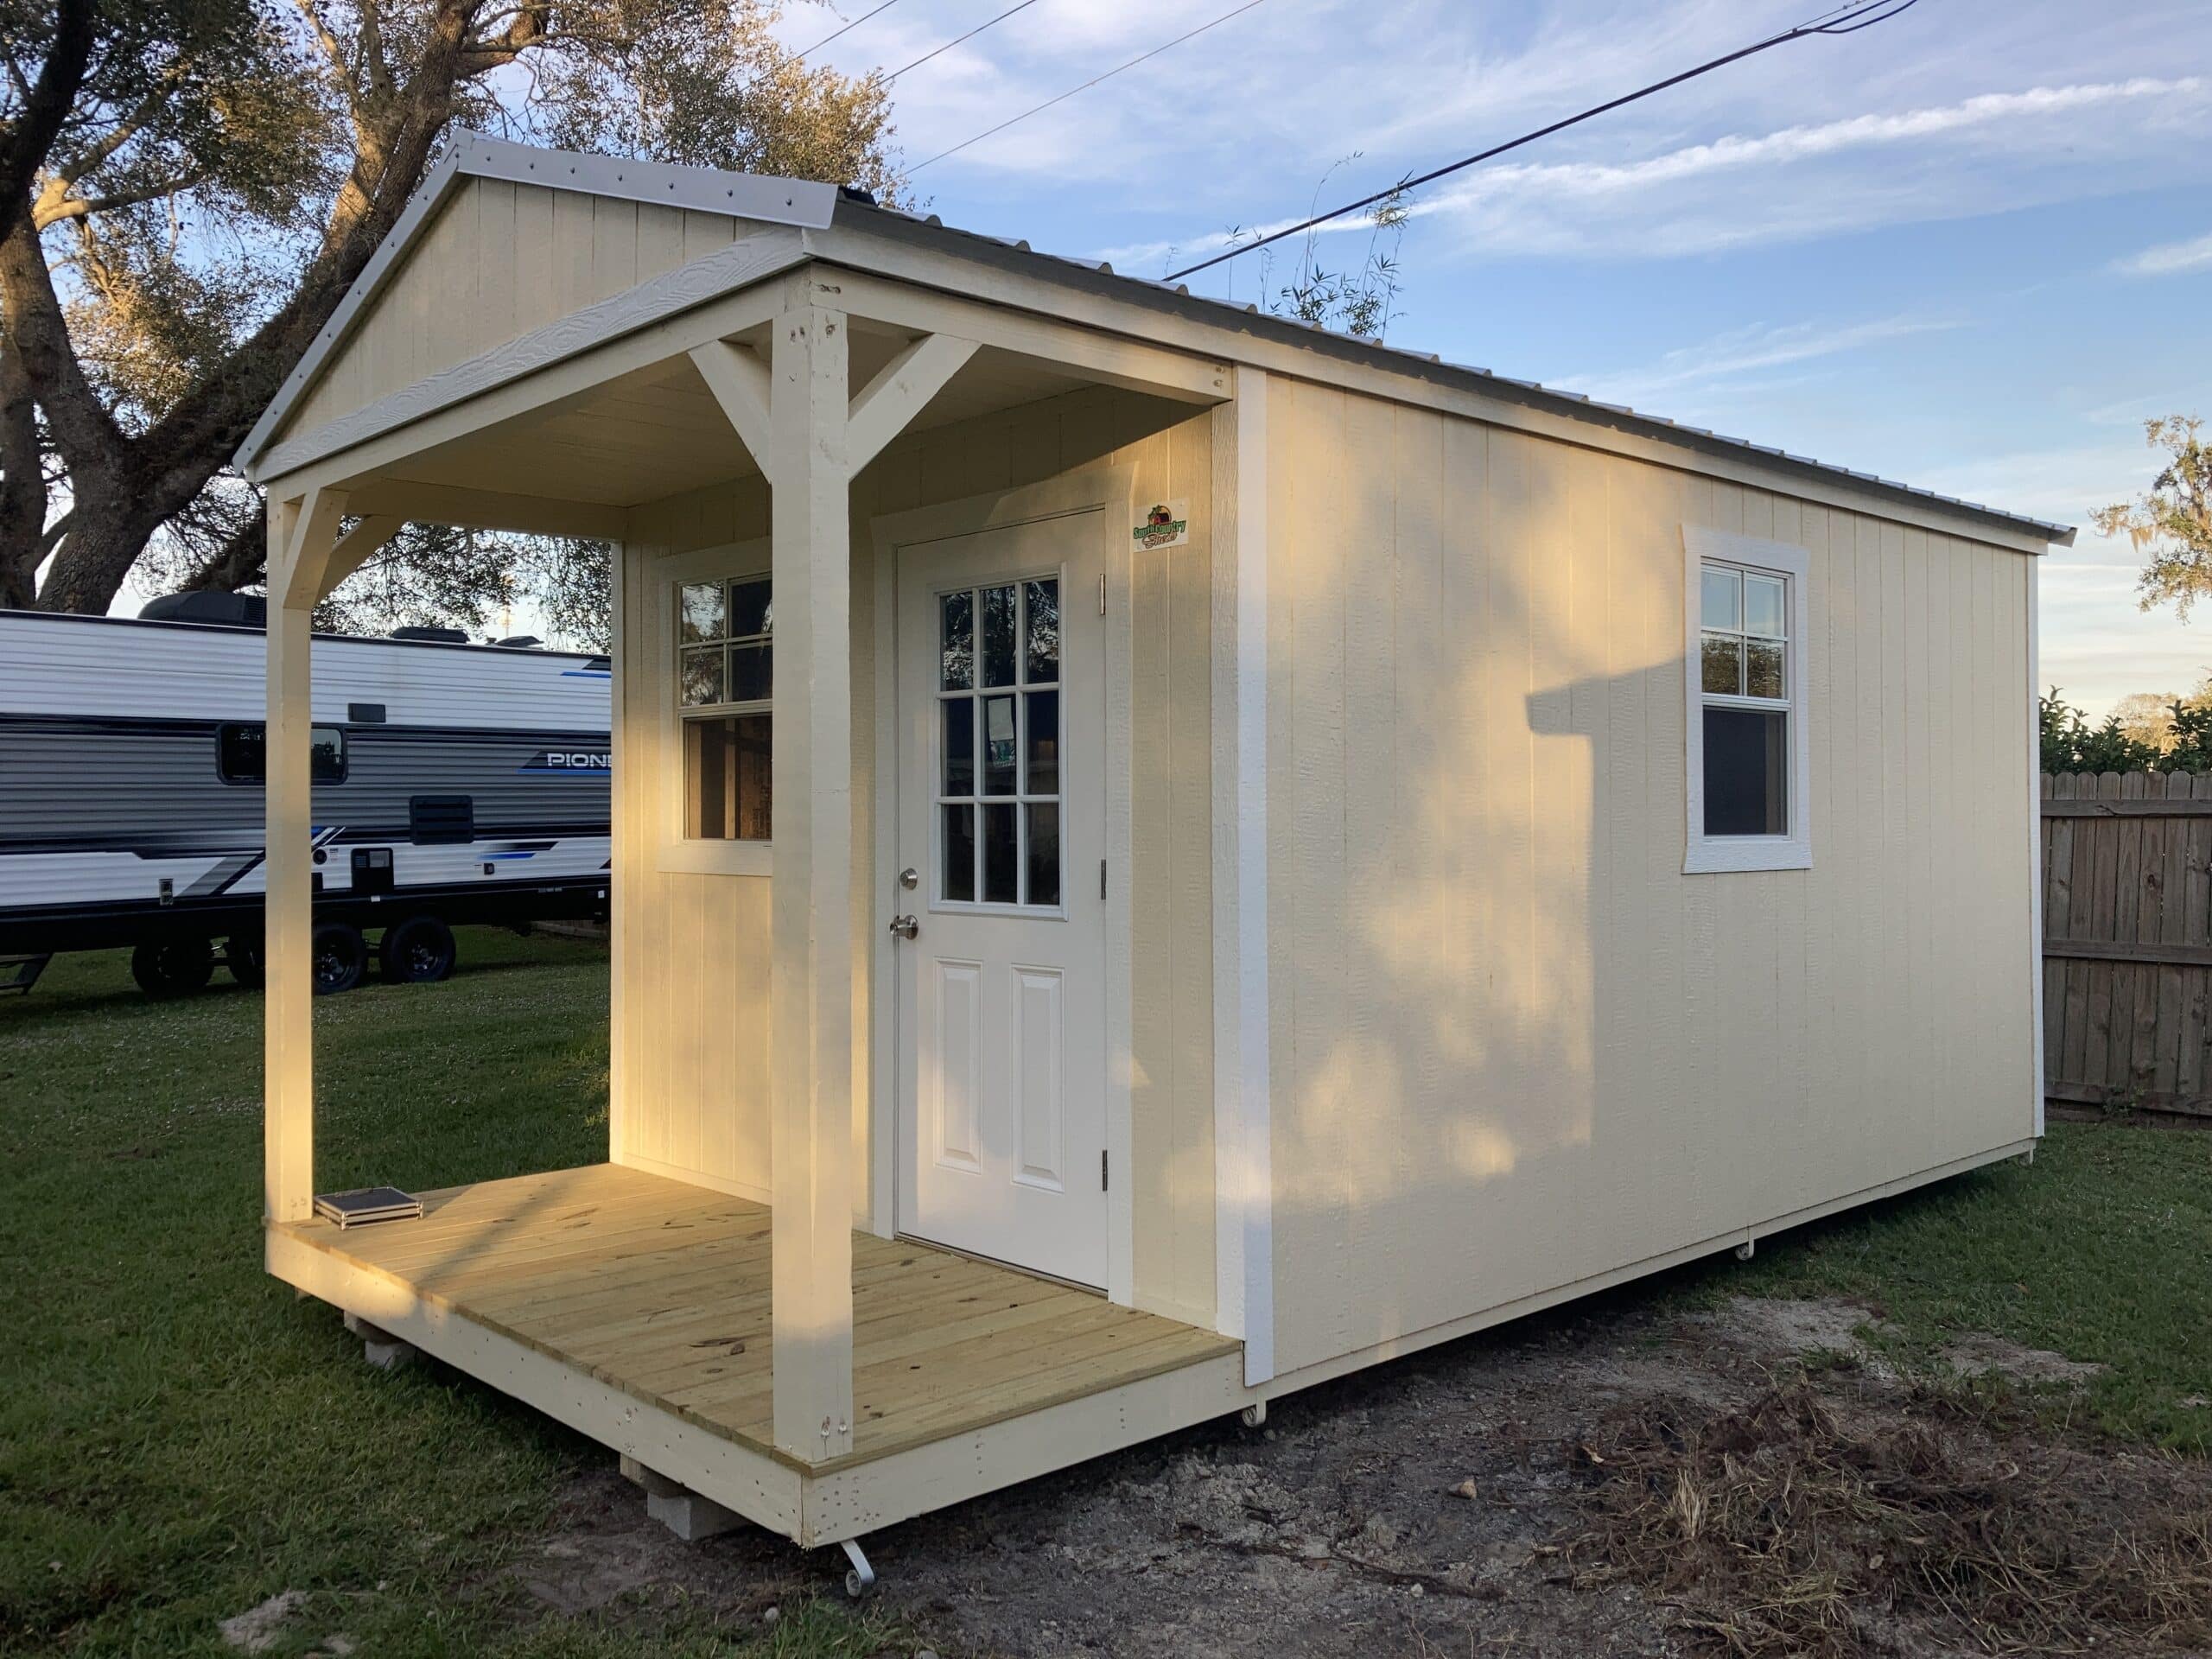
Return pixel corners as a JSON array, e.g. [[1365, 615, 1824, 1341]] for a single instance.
[[767, 297, 857, 1462], [264, 487, 347, 1224]]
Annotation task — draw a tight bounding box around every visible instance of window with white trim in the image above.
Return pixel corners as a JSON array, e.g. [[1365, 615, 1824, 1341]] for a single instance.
[[1684, 529, 1810, 873], [676, 574, 772, 841]]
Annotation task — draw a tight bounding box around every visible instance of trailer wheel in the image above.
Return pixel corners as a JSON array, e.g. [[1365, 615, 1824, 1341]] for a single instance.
[[225, 937, 264, 988], [131, 938, 213, 998], [310, 922, 367, 995], [378, 915, 456, 984]]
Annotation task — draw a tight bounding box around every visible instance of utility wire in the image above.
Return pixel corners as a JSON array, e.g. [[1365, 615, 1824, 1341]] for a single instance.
[[912, 0, 1275, 173], [1165, 0, 1923, 282], [794, 0, 905, 61], [881, 0, 1043, 87]]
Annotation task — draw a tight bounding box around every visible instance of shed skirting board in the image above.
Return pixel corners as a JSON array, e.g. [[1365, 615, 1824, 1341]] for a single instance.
[[1251, 1137, 2039, 1404], [264, 1226, 806, 1539]]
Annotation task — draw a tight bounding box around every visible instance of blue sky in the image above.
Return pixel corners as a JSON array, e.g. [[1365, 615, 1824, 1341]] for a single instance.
[[778, 0, 2212, 718]]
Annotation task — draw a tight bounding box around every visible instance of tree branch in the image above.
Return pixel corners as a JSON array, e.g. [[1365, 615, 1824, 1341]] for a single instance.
[[0, 0, 98, 247], [32, 170, 207, 231]]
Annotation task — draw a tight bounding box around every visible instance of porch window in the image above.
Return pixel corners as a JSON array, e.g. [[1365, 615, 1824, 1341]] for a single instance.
[[1683, 528, 1810, 874], [677, 575, 772, 841]]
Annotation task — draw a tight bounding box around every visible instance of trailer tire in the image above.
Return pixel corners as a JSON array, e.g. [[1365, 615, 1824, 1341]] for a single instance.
[[131, 938, 213, 998], [379, 915, 456, 984], [225, 937, 264, 988], [311, 922, 367, 995]]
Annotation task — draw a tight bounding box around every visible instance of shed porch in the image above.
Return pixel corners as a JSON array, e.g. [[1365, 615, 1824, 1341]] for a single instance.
[[268, 1164, 1242, 1545]]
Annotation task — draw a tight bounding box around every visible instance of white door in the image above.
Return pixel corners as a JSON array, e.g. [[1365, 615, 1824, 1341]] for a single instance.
[[893, 511, 1108, 1287]]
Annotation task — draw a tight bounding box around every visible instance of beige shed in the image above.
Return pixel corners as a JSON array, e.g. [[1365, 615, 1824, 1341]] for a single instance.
[[238, 131, 2072, 1577]]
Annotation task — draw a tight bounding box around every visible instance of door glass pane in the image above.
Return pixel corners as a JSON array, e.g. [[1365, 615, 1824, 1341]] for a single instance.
[[942, 804, 976, 901], [680, 647, 724, 706], [1026, 803, 1060, 906], [1745, 638, 1785, 701], [728, 641, 772, 702], [680, 582, 724, 645], [1700, 565, 1739, 631], [1700, 632, 1741, 696], [982, 802, 1018, 902], [982, 696, 1016, 795], [1025, 690, 1058, 795], [981, 584, 1018, 687], [1024, 579, 1059, 683], [1743, 574, 1785, 639], [940, 591, 974, 690], [1703, 708, 1787, 836], [728, 577, 772, 639], [943, 699, 975, 796]]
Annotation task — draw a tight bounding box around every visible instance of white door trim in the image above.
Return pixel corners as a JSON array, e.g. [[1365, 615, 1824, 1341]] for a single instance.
[[1209, 367, 1274, 1384], [868, 463, 1140, 1305]]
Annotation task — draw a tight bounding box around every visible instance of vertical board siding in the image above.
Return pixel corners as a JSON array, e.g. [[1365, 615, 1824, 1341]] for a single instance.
[[612, 385, 1217, 1320], [2039, 771, 2212, 1116], [1265, 379, 2038, 1377], [282, 178, 744, 442]]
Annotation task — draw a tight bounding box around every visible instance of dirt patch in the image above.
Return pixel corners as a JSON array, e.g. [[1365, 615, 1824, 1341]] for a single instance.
[[499, 1294, 2208, 1658], [1564, 1381, 2212, 1657], [1692, 1295, 1896, 1370], [1940, 1333, 2109, 1386]]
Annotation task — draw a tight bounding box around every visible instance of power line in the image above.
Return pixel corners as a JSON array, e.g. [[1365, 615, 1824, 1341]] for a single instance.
[[881, 0, 1043, 87], [794, 0, 905, 61], [1164, 0, 1923, 283], [912, 0, 1275, 174]]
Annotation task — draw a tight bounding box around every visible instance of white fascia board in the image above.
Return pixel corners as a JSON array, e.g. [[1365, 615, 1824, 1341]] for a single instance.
[[234, 131, 838, 477]]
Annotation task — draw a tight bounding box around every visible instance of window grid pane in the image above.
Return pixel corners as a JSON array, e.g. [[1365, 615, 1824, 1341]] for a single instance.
[[935, 577, 1064, 907], [1697, 558, 1793, 840]]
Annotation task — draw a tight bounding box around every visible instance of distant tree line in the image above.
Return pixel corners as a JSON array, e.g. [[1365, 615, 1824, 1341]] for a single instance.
[[2042, 685, 2212, 774]]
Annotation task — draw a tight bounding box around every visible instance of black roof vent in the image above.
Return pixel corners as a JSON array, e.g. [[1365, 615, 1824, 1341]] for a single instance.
[[839, 184, 876, 206], [138, 591, 266, 629], [491, 634, 543, 650], [390, 626, 470, 644]]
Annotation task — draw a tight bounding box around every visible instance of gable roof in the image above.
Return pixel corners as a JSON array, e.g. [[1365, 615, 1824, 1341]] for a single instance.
[[239, 134, 2073, 547]]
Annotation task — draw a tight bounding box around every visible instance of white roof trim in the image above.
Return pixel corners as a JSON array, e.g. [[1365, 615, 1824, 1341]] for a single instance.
[[233, 130, 837, 474]]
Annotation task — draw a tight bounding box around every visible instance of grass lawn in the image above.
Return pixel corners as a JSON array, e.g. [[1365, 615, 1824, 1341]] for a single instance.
[[4, 935, 2209, 1654], [1671, 1117, 2212, 1452], [0, 933, 906, 1658]]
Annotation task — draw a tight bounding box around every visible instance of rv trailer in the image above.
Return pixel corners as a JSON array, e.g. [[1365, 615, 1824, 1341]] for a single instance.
[[0, 596, 610, 997]]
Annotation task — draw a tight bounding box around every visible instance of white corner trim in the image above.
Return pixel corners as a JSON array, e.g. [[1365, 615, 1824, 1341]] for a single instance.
[[1211, 366, 1274, 1386], [1682, 525, 1813, 876], [2027, 564, 2045, 1137]]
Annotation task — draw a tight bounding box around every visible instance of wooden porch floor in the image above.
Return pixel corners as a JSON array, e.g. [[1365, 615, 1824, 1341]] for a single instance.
[[274, 1163, 1237, 1471]]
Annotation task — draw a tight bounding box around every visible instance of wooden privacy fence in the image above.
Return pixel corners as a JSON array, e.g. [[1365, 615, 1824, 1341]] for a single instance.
[[2042, 771, 2212, 1118]]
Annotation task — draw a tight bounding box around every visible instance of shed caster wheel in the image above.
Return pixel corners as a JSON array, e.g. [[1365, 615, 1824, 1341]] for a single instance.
[[1240, 1401, 1268, 1428], [1734, 1238, 1756, 1262], [840, 1537, 874, 1599]]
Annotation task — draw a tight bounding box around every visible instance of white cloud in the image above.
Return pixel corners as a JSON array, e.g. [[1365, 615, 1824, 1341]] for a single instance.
[[1568, 315, 1957, 408], [2114, 230, 2212, 276], [1094, 76, 2209, 271]]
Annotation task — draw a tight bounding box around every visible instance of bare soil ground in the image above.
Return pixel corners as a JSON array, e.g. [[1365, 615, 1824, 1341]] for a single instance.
[[504, 1289, 2212, 1657]]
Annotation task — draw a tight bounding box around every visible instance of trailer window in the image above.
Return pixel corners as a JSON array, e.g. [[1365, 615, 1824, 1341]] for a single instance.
[[217, 723, 346, 785], [676, 574, 772, 841]]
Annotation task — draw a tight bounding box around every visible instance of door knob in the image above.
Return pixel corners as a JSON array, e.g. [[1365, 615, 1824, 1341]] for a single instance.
[[888, 914, 919, 941]]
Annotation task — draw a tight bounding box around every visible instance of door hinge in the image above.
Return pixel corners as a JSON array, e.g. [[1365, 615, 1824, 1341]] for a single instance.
[[1102, 1149, 1109, 1192], [1098, 573, 1106, 615], [1099, 858, 1107, 900]]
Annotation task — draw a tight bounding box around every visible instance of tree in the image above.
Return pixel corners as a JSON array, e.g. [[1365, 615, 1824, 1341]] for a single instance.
[[2096, 415, 2212, 620], [1, 0, 899, 633], [2109, 689, 2181, 753], [1207, 156, 1411, 343], [2039, 688, 2161, 775]]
